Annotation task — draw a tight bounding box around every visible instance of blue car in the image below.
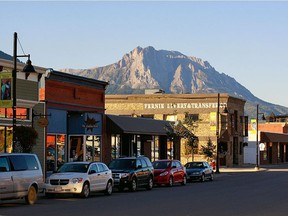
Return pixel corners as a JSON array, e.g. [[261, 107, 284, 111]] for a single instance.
[[185, 161, 214, 182]]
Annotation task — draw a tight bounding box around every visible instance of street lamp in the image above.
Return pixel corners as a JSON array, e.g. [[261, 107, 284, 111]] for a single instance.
[[215, 93, 228, 174], [255, 104, 265, 170], [12, 32, 36, 152]]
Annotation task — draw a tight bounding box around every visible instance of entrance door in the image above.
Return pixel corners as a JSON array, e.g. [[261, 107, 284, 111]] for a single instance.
[[69, 136, 84, 162]]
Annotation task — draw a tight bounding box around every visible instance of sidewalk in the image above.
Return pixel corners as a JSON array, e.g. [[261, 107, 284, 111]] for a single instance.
[[218, 163, 288, 173]]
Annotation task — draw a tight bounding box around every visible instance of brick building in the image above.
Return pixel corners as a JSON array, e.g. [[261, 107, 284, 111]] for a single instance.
[[245, 122, 288, 165], [105, 93, 246, 167], [43, 70, 108, 177]]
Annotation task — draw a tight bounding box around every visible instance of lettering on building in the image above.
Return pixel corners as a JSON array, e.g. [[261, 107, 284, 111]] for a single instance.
[[144, 103, 227, 110]]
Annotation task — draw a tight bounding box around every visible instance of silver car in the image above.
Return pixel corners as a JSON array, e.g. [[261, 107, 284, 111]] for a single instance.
[[0, 153, 44, 205], [45, 161, 113, 198]]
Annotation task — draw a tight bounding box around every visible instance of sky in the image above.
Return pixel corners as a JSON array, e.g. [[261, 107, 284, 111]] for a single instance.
[[1, 1, 288, 107]]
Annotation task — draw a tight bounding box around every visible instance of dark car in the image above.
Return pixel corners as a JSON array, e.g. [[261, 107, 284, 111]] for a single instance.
[[153, 159, 186, 187], [185, 161, 214, 182], [108, 156, 154, 192]]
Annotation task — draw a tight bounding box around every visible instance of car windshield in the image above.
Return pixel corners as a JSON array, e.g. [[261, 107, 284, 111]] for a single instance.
[[185, 162, 204, 169], [153, 161, 171, 169], [57, 163, 88, 173], [108, 159, 135, 169]]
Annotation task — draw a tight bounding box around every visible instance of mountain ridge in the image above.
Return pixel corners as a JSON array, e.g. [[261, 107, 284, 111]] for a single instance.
[[61, 46, 288, 118], [1, 47, 287, 118]]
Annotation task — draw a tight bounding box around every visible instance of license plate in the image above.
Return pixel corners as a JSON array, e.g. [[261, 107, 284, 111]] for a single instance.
[[54, 187, 62, 192]]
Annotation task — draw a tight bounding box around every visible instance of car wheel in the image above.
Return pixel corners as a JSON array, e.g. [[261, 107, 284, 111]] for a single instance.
[[129, 177, 137, 192], [209, 173, 214, 181], [146, 176, 153, 190], [181, 175, 187, 186], [167, 176, 173, 187], [105, 181, 113, 195], [25, 185, 37, 205], [80, 182, 90, 198], [200, 173, 205, 182]]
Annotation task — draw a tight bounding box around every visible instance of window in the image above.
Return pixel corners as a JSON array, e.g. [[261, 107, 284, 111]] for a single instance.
[[9, 155, 28, 171], [98, 163, 105, 172], [90, 164, 99, 173], [185, 114, 199, 121], [140, 159, 148, 168], [136, 159, 142, 168], [25, 155, 39, 170], [0, 157, 10, 172], [0, 108, 29, 120]]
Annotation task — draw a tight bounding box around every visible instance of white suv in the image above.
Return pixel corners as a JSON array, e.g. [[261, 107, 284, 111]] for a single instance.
[[0, 153, 44, 205]]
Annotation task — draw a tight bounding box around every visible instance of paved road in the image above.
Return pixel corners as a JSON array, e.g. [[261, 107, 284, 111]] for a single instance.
[[1, 164, 288, 216]]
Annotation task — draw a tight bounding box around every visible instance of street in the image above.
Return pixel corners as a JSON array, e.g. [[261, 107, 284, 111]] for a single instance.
[[1, 165, 288, 216]]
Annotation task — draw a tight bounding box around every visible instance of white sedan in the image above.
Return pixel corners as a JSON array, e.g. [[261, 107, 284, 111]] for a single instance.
[[45, 162, 113, 198]]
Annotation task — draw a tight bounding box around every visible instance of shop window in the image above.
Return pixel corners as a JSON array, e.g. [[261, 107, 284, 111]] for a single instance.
[[0, 126, 12, 153], [47, 134, 66, 173], [111, 134, 121, 159], [86, 135, 101, 162], [0, 108, 29, 120], [151, 136, 159, 162]]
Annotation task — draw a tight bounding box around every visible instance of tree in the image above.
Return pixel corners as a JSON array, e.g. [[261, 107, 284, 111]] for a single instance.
[[14, 126, 38, 153], [166, 113, 198, 161], [200, 137, 216, 161]]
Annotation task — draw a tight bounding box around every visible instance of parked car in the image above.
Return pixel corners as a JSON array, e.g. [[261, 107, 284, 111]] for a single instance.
[[108, 156, 154, 192], [153, 159, 187, 187], [185, 161, 214, 182], [45, 161, 113, 198], [0, 153, 44, 205]]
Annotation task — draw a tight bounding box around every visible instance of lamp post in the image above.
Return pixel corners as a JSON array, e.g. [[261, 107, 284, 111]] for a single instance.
[[215, 93, 229, 174], [215, 93, 221, 174], [12, 32, 36, 152], [255, 104, 265, 170]]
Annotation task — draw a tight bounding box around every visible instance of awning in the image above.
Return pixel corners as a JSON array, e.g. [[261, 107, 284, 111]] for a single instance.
[[106, 115, 173, 136], [260, 131, 288, 143]]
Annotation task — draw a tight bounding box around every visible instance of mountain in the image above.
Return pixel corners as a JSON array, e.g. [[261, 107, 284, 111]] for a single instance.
[[61, 46, 288, 118], [1, 48, 287, 118]]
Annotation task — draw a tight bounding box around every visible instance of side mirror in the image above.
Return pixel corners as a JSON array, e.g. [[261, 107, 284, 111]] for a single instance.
[[172, 166, 177, 168], [137, 165, 142, 169]]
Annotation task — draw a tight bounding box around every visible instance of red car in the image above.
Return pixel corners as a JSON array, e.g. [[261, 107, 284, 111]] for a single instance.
[[152, 159, 187, 187]]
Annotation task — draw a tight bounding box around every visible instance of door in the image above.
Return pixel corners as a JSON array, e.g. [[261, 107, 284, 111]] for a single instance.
[[97, 163, 108, 190], [0, 156, 13, 199], [88, 164, 100, 191], [69, 136, 84, 162]]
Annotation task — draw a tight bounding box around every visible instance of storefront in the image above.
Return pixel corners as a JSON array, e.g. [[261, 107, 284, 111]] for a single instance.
[[43, 70, 108, 177], [0, 59, 46, 167], [106, 114, 176, 162], [105, 93, 246, 167]]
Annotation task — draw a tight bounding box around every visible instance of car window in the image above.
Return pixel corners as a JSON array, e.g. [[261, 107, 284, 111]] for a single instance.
[[58, 163, 88, 173], [9, 155, 28, 171], [140, 159, 148, 168], [136, 159, 142, 168], [143, 157, 152, 167], [0, 157, 10, 172], [175, 161, 181, 168], [109, 159, 135, 169], [24, 155, 39, 170], [153, 161, 170, 169], [90, 164, 99, 173], [172, 161, 177, 168], [185, 162, 204, 168], [100, 163, 109, 171], [98, 164, 105, 172]]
